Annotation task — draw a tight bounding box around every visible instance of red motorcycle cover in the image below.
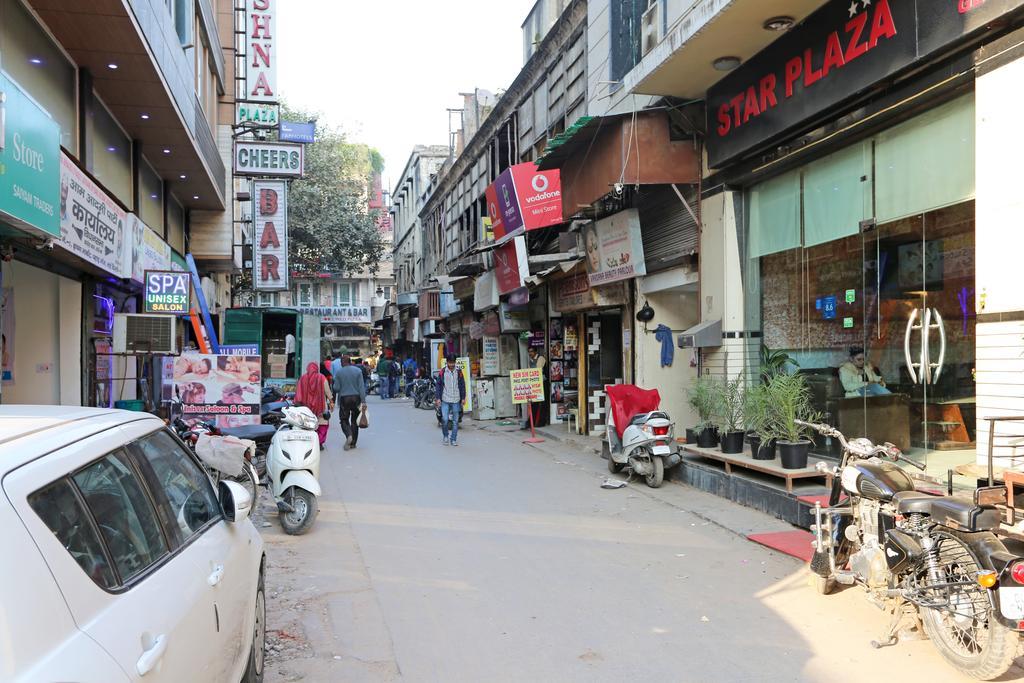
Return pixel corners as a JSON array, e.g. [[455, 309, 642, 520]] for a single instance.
[[605, 384, 661, 439]]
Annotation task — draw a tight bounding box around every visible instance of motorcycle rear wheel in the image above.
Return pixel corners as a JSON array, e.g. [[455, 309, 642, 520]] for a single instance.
[[644, 455, 664, 488], [919, 530, 1019, 681]]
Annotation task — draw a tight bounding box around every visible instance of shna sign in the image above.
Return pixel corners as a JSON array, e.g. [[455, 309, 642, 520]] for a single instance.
[[144, 270, 190, 314]]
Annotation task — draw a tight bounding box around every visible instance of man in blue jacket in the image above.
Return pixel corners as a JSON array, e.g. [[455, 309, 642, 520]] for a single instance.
[[434, 353, 466, 446]]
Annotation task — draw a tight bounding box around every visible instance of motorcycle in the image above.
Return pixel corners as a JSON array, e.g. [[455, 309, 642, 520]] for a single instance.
[[169, 399, 261, 503], [602, 384, 681, 488], [803, 419, 1024, 680], [267, 405, 322, 535], [413, 376, 436, 410]]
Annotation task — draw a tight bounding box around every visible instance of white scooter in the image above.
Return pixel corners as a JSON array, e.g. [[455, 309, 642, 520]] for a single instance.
[[603, 384, 681, 488], [267, 405, 321, 534]]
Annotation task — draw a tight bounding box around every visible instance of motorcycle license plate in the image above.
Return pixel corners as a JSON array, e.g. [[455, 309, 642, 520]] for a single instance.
[[651, 443, 672, 455], [999, 587, 1024, 620]]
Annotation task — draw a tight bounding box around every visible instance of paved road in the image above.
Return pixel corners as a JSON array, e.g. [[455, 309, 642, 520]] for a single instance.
[[258, 396, 1024, 682]]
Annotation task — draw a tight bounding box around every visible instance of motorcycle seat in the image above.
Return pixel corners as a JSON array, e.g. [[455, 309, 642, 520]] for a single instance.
[[220, 424, 276, 441], [892, 491, 1000, 531]]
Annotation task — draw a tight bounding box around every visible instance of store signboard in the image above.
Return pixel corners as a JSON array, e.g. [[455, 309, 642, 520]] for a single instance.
[[510, 368, 544, 404], [297, 306, 371, 323], [235, 102, 279, 128], [509, 163, 562, 231], [125, 215, 172, 284], [144, 270, 190, 314], [584, 209, 645, 286], [482, 336, 500, 375], [173, 352, 262, 428], [221, 344, 260, 356], [474, 270, 499, 311], [245, 0, 278, 103], [59, 153, 126, 277], [279, 120, 315, 144], [253, 179, 289, 291], [552, 272, 591, 312], [456, 356, 473, 412], [233, 141, 303, 177], [494, 235, 529, 295], [0, 71, 60, 237], [498, 301, 530, 333], [706, 0, 1024, 166]]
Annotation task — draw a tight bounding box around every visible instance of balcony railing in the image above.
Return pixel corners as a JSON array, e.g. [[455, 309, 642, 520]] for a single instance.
[[195, 96, 226, 194]]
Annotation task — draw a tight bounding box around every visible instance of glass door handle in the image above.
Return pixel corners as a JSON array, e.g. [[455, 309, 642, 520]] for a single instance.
[[904, 308, 921, 384], [929, 308, 947, 384], [921, 308, 933, 385]]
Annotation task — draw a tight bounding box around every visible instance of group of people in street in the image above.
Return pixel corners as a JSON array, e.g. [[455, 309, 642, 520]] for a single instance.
[[376, 351, 420, 399], [296, 353, 369, 451]]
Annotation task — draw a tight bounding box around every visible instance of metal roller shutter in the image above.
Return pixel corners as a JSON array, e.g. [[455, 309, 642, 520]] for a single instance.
[[638, 185, 699, 273]]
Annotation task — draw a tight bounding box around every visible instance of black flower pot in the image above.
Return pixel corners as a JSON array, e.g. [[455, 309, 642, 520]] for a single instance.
[[753, 438, 777, 461], [778, 439, 812, 470], [747, 435, 760, 457], [697, 427, 717, 448], [720, 430, 745, 454], [685, 427, 698, 444]]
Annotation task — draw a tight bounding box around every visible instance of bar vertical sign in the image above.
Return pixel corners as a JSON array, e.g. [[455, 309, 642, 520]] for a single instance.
[[253, 179, 288, 291], [246, 0, 277, 103]]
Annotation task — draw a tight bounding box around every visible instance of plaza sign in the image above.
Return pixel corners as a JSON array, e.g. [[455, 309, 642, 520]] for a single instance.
[[233, 141, 303, 177], [252, 179, 289, 291], [245, 0, 277, 103], [0, 71, 60, 237], [235, 101, 279, 128]]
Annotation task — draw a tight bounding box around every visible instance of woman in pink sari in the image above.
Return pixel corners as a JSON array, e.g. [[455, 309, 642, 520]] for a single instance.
[[295, 362, 333, 447]]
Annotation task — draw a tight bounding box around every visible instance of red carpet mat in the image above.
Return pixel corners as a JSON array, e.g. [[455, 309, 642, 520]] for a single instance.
[[747, 530, 815, 563], [796, 494, 830, 507]]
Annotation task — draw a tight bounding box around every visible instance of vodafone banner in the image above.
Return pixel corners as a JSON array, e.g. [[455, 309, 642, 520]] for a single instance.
[[494, 235, 529, 295], [485, 163, 562, 239]]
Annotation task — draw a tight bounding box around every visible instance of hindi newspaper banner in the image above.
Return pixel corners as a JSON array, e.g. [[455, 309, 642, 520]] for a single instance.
[[126, 215, 172, 284], [59, 153, 126, 277], [583, 208, 646, 287], [510, 368, 544, 404], [173, 352, 262, 429], [253, 179, 289, 291]]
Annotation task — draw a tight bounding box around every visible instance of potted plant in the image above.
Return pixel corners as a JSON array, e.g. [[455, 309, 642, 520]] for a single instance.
[[764, 372, 819, 469], [687, 376, 719, 448], [760, 346, 799, 381], [744, 383, 776, 460], [713, 377, 746, 454]]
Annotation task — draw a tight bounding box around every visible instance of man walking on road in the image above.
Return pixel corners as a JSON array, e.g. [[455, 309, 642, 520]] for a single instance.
[[333, 356, 366, 451], [377, 354, 392, 400], [435, 353, 465, 446]]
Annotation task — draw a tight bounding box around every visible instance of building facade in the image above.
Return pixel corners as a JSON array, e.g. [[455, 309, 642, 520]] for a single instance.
[[0, 0, 239, 407]]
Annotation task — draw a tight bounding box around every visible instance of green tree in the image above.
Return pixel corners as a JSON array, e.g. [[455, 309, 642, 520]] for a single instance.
[[280, 103, 385, 276]]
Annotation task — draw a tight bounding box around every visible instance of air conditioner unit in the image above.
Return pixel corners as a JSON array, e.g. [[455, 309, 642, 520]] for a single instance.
[[324, 326, 336, 338], [113, 314, 178, 355], [641, 2, 660, 56]]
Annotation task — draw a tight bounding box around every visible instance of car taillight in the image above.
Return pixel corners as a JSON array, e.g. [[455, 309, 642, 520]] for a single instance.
[[1011, 561, 1024, 584], [653, 426, 669, 436]]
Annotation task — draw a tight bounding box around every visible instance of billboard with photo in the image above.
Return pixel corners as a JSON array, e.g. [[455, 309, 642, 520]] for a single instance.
[[173, 352, 262, 429]]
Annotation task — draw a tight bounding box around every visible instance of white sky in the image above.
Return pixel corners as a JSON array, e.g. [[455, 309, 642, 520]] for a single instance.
[[277, 0, 538, 195]]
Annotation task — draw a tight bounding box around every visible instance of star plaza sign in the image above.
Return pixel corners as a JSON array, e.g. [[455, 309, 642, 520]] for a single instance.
[[705, 0, 1024, 167]]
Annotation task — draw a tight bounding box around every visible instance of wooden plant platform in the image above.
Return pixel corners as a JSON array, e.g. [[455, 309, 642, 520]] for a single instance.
[[681, 444, 834, 493]]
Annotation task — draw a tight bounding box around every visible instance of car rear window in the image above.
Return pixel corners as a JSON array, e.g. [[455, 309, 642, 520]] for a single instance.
[[28, 479, 117, 590], [72, 450, 169, 584]]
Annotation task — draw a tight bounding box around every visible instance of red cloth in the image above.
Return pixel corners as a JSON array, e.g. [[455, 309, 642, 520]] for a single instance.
[[296, 362, 327, 416], [605, 384, 661, 439]]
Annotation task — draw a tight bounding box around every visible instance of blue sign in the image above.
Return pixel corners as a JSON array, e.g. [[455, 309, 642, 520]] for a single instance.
[[143, 270, 190, 314], [279, 121, 315, 144], [815, 297, 823, 311], [221, 344, 260, 356], [822, 295, 837, 320]]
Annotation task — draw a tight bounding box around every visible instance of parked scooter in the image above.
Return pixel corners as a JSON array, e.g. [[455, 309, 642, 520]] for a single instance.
[[267, 405, 321, 535], [602, 384, 681, 488]]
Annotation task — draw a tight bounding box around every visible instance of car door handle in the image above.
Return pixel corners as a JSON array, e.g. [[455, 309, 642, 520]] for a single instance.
[[207, 564, 224, 586], [136, 634, 168, 676]]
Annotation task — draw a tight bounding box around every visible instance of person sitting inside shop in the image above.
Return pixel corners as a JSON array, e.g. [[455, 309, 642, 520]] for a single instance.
[[839, 346, 891, 397]]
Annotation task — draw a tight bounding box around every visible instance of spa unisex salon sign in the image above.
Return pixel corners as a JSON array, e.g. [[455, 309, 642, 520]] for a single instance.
[[144, 270, 190, 314]]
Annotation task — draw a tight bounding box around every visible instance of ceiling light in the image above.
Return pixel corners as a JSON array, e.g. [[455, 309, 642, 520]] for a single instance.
[[29, 57, 43, 65], [162, 148, 171, 155], [192, 195, 200, 200], [763, 16, 794, 31], [107, 146, 117, 152], [179, 174, 187, 180], [107, 63, 118, 70], [140, 113, 150, 120], [150, 194, 158, 199], [712, 56, 742, 71]]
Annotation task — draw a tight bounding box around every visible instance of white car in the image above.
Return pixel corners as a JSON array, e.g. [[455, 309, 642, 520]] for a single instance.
[[0, 406, 266, 682]]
